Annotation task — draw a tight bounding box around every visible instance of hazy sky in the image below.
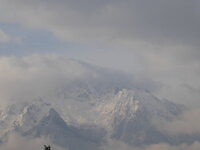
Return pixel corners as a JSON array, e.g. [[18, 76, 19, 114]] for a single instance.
[[0, 0, 199, 107]]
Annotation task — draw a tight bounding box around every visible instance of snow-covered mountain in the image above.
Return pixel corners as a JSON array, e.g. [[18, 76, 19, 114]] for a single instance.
[[0, 99, 51, 137], [0, 99, 106, 150], [96, 89, 185, 128], [23, 108, 105, 150], [0, 87, 199, 150], [0, 58, 199, 149]]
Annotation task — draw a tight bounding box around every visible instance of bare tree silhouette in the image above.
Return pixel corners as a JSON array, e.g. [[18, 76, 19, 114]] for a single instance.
[[44, 145, 51, 150]]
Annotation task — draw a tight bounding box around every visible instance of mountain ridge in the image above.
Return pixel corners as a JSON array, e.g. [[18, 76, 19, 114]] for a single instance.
[[0, 87, 198, 150]]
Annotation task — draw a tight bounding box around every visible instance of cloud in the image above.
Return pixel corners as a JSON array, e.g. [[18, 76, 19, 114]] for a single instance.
[[2, 133, 200, 150], [142, 142, 200, 150], [0, 29, 11, 42], [0, 54, 159, 106], [0, 0, 199, 107], [0, 54, 93, 105], [0, 0, 199, 47], [0, 2, 199, 149], [0, 54, 198, 150], [153, 108, 200, 135], [0, 53, 198, 108], [101, 138, 200, 150], [0, 133, 67, 150], [0, 29, 21, 43]]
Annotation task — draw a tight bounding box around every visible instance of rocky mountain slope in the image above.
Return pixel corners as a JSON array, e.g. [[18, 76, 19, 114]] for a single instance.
[[0, 87, 199, 150], [0, 58, 199, 149]]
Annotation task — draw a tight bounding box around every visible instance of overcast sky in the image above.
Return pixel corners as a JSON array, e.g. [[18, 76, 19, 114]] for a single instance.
[[0, 0, 199, 107]]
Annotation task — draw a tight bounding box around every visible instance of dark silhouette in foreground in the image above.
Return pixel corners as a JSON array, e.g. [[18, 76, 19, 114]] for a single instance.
[[44, 145, 51, 150]]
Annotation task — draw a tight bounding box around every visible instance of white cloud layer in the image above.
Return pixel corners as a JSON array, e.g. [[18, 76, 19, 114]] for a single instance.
[[101, 139, 200, 150], [0, 0, 199, 107], [2, 133, 200, 150], [0, 54, 199, 150], [0, 54, 152, 106], [153, 108, 200, 135], [0, 54, 93, 106], [0, 133, 66, 150], [0, 1, 199, 150]]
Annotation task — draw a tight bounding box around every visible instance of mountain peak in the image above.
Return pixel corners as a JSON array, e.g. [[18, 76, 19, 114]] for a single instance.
[[40, 108, 67, 128], [0, 87, 194, 149], [0, 99, 51, 135]]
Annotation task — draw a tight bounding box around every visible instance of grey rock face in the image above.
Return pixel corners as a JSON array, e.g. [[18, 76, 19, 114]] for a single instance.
[[0, 88, 199, 149], [109, 90, 200, 146], [24, 108, 105, 150]]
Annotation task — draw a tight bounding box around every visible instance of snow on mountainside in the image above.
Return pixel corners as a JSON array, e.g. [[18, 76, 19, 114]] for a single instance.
[[0, 87, 191, 148], [96, 89, 185, 130], [103, 89, 187, 145], [0, 58, 199, 149], [0, 99, 51, 133], [23, 108, 105, 150]]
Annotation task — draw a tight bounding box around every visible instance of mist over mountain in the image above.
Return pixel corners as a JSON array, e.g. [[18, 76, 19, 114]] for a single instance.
[[0, 55, 199, 150], [0, 0, 200, 149]]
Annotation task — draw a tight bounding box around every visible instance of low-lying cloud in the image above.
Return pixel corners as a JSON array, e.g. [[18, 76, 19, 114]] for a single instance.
[[0, 54, 159, 106], [101, 139, 200, 150], [0, 54, 94, 105], [153, 108, 200, 136], [2, 134, 200, 150], [0, 133, 66, 150]]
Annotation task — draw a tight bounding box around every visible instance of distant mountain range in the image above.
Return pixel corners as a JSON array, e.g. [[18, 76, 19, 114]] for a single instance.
[[0, 60, 199, 150]]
